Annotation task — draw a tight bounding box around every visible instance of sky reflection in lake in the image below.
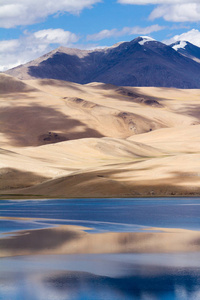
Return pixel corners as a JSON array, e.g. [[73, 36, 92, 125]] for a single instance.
[[1, 253, 200, 300], [1, 198, 200, 300]]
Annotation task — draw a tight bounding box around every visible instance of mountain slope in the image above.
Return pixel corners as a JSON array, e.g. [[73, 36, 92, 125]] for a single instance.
[[6, 37, 200, 88]]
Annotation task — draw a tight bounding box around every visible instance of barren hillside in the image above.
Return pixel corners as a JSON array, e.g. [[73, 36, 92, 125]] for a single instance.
[[1, 73, 200, 198]]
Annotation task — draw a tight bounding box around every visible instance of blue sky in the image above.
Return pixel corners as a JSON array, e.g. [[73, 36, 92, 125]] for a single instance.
[[0, 0, 200, 71]]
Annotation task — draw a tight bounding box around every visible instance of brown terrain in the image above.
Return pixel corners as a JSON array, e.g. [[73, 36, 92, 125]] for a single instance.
[[0, 73, 200, 199]]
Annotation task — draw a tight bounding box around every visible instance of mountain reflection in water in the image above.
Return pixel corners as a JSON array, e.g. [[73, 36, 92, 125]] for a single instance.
[[1, 224, 200, 257]]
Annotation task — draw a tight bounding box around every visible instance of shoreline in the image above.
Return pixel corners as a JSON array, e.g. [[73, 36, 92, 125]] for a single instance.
[[1, 193, 200, 200]]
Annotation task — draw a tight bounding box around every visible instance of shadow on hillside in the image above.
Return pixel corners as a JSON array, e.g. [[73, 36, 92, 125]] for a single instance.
[[0, 104, 104, 147], [0, 93, 37, 101], [0, 168, 48, 190], [37, 79, 83, 92], [0, 77, 35, 95], [28, 53, 86, 83], [177, 105, 200, 120], [114, 87, 168, 103], [42, 168, 200, 197]]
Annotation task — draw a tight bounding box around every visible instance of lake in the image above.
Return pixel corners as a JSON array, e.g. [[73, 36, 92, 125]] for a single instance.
[[1, 198, 200, 300]]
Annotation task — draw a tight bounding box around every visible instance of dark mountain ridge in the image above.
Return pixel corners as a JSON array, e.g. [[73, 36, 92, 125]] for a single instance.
[[5, 37, 200, 88]]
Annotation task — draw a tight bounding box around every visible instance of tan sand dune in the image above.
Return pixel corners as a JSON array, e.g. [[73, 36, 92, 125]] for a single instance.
[[1, 74, 200, 198], [0, 73, 36, 94], [129, 125, 200, 154], [5, 153, 200, 198], [0, 76, 165, 148]]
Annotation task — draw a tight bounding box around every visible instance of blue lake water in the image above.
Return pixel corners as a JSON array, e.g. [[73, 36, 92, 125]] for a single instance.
[[1, 197, 200, 300], [1, 198, 200, 233]]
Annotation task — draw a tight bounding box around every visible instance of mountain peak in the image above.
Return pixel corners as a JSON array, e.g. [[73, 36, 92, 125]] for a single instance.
[[170, 40, 200, 64], [138, 36, 156, 46], [172, 41, 188, 51]]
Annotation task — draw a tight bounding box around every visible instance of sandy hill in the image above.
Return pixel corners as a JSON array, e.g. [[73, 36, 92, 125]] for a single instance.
[[0, 73, 200, 198]]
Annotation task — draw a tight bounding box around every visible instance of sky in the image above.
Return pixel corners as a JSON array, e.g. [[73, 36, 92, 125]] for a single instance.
[[0, 0, 200, 71]]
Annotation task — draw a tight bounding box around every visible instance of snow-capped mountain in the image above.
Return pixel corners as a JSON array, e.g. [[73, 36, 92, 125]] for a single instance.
[[171, 40, 200, 63], [5, 36, 200, 88]]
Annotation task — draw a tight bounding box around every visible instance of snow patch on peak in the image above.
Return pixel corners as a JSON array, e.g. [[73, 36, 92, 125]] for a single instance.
[[173, 41, 187, 51], [138, 36, 155, 46]]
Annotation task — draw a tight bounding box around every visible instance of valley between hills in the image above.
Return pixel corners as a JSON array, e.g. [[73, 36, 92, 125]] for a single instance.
[[0, 73, 200, 199]]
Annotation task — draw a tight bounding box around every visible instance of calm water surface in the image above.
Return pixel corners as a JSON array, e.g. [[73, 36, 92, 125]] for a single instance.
[[1, 197, 200, 300]]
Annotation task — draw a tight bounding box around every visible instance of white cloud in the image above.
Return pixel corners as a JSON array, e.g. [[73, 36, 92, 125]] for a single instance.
[[164, 29, 200, 47], [87, 24, 164, 41], [150, 3, 200, 22], [87, 29, 117, 41], [118, 0, 200, 22], [34, 29, 79, 44], [0, 29, 79, 71], [118, 0, 199, 4], [0, 40, 20, 53], [0, 0, 101, 28]]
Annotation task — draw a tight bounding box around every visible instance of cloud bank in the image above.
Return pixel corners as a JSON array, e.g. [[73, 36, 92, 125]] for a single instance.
[[150, 3, 200, 22], [118, 0, 200, 22], [0, 0, 101, 28], [118, 0, 198, 3], [87, 24, 164, 41]]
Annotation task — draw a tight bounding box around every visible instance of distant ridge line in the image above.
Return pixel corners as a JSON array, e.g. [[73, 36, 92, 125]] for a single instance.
[[5, 36, 200, 89]]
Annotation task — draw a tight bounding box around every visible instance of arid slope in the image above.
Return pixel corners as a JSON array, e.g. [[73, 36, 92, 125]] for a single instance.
[[0, 73, 200, 198]]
